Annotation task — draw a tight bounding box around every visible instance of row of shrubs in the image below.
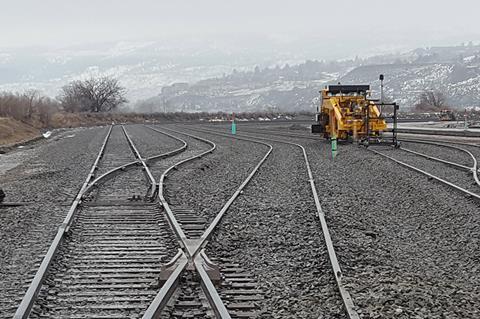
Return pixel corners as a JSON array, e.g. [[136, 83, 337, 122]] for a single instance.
[[0, 90, 307, 129]]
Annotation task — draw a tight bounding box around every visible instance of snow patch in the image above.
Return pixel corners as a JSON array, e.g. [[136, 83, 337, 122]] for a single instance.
[[42, 131, 52, 138]]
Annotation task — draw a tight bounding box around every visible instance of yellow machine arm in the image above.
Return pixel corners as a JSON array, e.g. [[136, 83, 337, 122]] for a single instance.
[[313, 85, 387, 141]]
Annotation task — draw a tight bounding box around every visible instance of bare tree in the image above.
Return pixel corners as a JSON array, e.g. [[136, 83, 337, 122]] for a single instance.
[[0, 91, 60, 125], [59, 76, 127, 113], [22, 89, 43, 119], [0, 92, 28, 121], [415, 90, 448, 112], [37, 97, 59, 127]]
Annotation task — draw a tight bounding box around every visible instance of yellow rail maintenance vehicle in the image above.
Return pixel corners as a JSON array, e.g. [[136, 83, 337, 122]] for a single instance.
[[312, 82, 399, 147]]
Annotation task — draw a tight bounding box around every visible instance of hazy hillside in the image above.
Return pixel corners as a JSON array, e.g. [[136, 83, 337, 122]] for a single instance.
[[135, 60, 359, 113], [2, 42, 480, 112], [0, 39, 309, 101], [0, 36, 359, 102], [137, 45, 480, 112], [340, 46, 480, 107], [136, 44, 480, 113]]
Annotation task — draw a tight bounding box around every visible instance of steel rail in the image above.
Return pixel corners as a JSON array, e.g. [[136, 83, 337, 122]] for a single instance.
[[188, 126, 360, 319], [224, 125, 318, 141], [121, 125, 157, 197], [397, 139, 480, 187], [14, 125, 113, 319], [369, 148, 480, 201], [399, 136, 480, 160], [241, 125, 480, 193], [14, 124, 194, 319], [400, 148, 471, 170], [142, 125, 272, 319], [132, 126, 231, 319], [142, 250, 189, 319], [181, 128, 273, 259], [87, 129, 187, 192], [148, 125, 217, 250], [195, 254, 231, 319], [400, 136, 480, 146], [238, 127, 480, 189]]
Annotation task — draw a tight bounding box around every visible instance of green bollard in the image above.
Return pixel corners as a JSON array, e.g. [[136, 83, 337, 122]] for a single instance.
[[231, 121, 236, 135], [331, 135, 337, 159]]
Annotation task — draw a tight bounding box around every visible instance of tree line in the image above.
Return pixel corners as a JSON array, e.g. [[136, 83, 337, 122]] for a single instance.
[[0, 76, 127, 125], [0, 74, 459, 128], [414, 90, 448, 112]]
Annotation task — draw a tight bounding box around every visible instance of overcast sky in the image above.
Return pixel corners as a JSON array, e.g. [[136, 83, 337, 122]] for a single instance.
[[1, 0, 480, 53]]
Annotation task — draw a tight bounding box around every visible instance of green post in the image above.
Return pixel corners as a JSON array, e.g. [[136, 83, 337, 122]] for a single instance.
[[331, 135, 337, 159], [231, 113, 236, 135]]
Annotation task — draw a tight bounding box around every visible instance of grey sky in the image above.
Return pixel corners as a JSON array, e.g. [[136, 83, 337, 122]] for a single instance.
[[1, 0, 479, 52]]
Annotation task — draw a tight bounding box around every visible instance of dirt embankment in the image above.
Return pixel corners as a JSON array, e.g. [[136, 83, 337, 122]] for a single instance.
[[0, 111, 304, 150], [0, 113, 146, 148], [0, 117, 41, 147]]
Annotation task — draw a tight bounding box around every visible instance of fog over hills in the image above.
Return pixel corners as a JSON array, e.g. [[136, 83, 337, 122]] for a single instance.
[[341, 45, 480, 108], [2, 40, 480, 112], [136, 43, 480, 113], [2, 0, 480, 113], [0, 36, 337, 101]]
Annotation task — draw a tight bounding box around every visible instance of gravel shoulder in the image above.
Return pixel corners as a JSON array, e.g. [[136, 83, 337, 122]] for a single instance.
[[0, 126, 108, 318]]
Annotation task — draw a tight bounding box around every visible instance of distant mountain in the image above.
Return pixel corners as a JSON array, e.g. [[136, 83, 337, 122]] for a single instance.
[[340, 45, 480, 108], [2, 41, 480, 112], [0, 36, 348, 102], [0, 39, 307, 101], [134, 60, 357, 113], [139, 44, 480, 113]]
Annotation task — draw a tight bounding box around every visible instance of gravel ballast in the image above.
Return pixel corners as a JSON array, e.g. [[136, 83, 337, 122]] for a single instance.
[[192, 123, 480, 318], [0, 126, 108, 318], [206, 137, 346, 319], [163, 127, 269, 225], [303, 140, 480, 319], [2, 120, 479, 318], [124, 124, 185, 159], [374, 143, 480, 195]]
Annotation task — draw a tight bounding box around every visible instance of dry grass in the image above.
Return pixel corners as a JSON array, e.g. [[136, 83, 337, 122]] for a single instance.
[[0, 117, 40, 146], [0, 111, 301, 147]]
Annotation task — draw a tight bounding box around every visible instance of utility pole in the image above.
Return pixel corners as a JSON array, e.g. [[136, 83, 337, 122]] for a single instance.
[[379, 74, 384, 115]]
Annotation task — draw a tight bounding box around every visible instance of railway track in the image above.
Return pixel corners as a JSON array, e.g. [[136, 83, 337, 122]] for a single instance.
[[187, 126, 360, 319], [13, 125, 189, 318], [143, 126, 272, 318], [14, 124, 275, 318], [232, 124, 480, 201], [196, 124, 480, 318], [368, 138, 480, 201], [11, 122, 479, 318]]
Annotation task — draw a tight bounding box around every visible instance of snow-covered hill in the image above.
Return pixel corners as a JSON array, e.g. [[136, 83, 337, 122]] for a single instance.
[[340, 62, 480, 108], [0, 40, 300, 101], [2, 42, 480, 111]]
